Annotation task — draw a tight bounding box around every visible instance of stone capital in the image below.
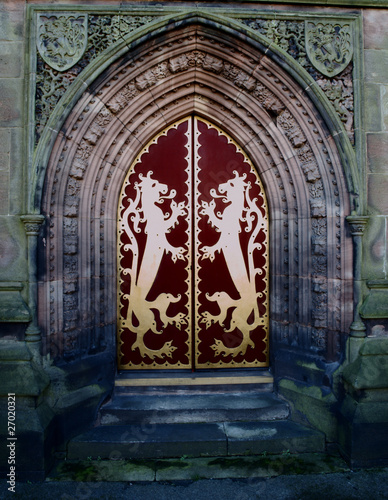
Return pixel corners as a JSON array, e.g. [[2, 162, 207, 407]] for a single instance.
[[346, 215, 369, 237], [21, 214, 45, 236]]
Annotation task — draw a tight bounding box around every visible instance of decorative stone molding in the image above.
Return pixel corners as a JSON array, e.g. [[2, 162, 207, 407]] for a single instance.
[[38, 22, 352, 363], [34, 12, 356, 144], [239, 17, 355, 141], [305, 21, 353, 77], [21, 214, 45, 236], [347, 215, 369, 337], [21, 215, 45, 349], [35, 13, 157, 140], [347, 215, 369, 237], [37, 13, 88, 71]]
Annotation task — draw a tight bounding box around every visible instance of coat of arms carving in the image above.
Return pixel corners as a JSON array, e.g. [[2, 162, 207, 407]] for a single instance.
[[305, 21, 353, 77], [37, 14, 88, 72]]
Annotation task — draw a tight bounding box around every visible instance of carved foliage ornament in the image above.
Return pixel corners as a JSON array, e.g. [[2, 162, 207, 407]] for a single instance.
[[37, 14, 88, 71], [305, 21, 353, 78]]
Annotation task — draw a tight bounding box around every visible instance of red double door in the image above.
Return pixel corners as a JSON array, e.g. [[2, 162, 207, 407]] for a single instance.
[[118, 117, 269, 370]]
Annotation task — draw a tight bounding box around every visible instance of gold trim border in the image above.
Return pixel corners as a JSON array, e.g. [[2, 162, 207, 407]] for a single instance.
[[116, 375, 274, 386]]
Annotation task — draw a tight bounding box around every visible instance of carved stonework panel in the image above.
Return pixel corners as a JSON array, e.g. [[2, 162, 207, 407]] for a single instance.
[[240, 17, 354, 142], [37, 14, 88, 71], [240, 19, 307, 66], [35, 14, 157, 141], [34, 12, 356, 145], [305, 21, 353, 78], [39, 23, 352, 364]]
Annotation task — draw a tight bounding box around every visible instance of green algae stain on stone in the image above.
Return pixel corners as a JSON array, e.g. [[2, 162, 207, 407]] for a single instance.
[[155, 459, 190, 471], [59, 462, 99, 481]]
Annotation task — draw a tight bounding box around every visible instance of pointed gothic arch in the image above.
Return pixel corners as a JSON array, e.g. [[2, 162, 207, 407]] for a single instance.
[[37, 17, 353, 372]]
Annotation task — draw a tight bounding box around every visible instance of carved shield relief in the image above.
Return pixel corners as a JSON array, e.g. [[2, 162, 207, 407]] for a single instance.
[[118, 117, 269, 369], [37, 14, 88, 71], [305, 21, 353, 77]]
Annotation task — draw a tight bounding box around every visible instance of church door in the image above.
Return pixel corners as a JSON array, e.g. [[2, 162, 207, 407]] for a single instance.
[[117, 116, 269, 370]]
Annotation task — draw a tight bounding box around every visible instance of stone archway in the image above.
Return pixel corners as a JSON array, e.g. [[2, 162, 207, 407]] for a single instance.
[[38, 20, 353, 374]]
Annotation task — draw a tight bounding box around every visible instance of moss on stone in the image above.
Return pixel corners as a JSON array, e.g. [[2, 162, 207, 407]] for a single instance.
[[154, 460, 190, 471], [59, 462, 98, 481]]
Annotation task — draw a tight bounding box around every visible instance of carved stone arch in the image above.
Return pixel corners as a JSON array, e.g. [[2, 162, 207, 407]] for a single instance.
[[38, 18, 353, 372], [32, 12, 359, 212]]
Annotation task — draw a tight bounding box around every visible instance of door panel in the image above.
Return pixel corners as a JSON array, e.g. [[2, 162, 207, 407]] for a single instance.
[[117, 117, 269, 370], [117, 119, 192, 369], [194, 118, 269, 368]]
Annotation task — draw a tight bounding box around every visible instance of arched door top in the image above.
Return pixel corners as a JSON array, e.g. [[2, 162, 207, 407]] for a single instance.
[[32, 14, 359, 214]]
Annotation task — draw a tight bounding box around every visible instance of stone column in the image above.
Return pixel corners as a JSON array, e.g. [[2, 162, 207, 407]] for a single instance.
[[20, 215, 45, 356], [346, 215, 369, 338]]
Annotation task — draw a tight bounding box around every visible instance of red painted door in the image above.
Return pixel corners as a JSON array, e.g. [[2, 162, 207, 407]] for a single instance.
[[118, 117, 269, 370]]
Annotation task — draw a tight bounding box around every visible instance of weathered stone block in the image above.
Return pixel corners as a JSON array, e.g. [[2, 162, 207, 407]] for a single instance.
[[278, 378, 338, 442], [367, 132, 388, 172], [365, 49, 388, 84], [339, 337, 388, 467], [0, 129, 10, 169], [368, 173, 388, 214], [362, 215, 387, 280], [363, 10, 388, 50], [0, 42, 23, 78], [0, 7, 24, 42], [382, 86, 388, 131], [9, 128, 24, 215], [338, 404, 388, 467], [0, 283, 30, 323], [364, 85, 382, 133], [0, 79, 23, 127], [343, 337, 388, 390], [0, 170, 9, 214], [361, 281, 388, 319], [0, 216, 27, 282], [0, 340, 50, 396]]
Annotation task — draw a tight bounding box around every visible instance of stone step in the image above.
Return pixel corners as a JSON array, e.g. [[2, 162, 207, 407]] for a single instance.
[[67, 420, 325, 460], [99, 392, 289, 425], [114, 370, 274, 395]]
